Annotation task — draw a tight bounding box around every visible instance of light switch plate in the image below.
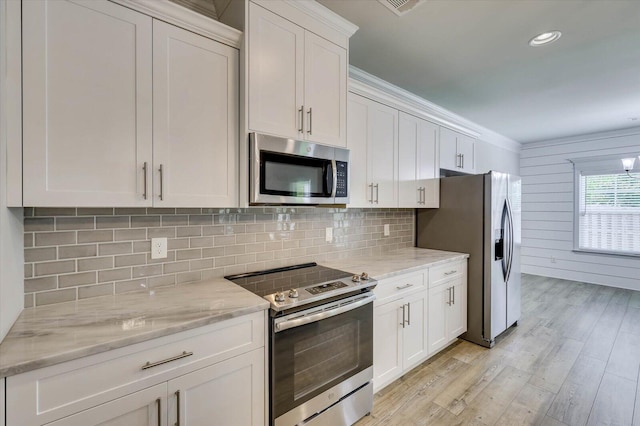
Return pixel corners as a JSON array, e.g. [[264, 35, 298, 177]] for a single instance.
[[151, 237, 168, 259], [383, 224, 390, 236]]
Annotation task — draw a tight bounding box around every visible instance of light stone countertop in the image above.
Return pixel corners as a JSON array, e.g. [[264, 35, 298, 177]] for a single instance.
[[0, 247, 465, 379], [0, 278, 268, 378], [321, 247, 469, 280]]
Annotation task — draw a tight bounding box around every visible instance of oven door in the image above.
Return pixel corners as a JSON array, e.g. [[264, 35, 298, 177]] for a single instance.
[[250, 133, 338, 205], [271, 293, 374, 425]]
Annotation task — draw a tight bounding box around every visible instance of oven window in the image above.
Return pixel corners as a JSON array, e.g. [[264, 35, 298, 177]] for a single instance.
[[272, 302, 373, 419], [261, 151, 331, 197], [293, 321, 358, 399]]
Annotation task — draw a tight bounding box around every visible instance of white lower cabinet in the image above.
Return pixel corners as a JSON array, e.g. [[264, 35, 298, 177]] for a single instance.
[[46, 384, 167, 426], [373, 272, 427, 392], [428, 263, 468, 355], [373, 260, 468, 392], [7, 312, 266, 426]]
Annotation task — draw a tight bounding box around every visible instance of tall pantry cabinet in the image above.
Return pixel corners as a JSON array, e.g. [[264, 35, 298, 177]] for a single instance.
[[21, 0, 239, 207]]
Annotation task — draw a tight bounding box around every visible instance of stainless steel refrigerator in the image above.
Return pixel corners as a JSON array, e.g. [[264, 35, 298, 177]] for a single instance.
[[416, 171, 521, 348]]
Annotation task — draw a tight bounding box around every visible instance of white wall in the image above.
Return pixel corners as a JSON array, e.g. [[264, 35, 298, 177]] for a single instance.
[[475, 139, 520, 176], [0, 0, 24, 341], [520, 126, 640, 291]]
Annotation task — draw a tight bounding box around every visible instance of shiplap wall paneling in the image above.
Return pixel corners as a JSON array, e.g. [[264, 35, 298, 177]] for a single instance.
[[520, 127, 640, 291]]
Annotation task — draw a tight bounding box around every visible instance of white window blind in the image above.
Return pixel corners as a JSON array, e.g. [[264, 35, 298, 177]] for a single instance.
[[578, 172, 640, 254]]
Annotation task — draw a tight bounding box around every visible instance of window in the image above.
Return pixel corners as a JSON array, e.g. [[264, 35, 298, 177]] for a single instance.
[[574, 157, 640, 256]]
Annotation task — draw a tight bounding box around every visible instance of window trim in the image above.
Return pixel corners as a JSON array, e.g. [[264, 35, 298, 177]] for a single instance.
[[572, 155, 640, 257]]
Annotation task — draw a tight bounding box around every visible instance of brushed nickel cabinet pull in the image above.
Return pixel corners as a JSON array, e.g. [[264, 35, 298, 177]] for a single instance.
[[141, 351, 193, 370], [374, 183, 379, 204], [396, 283, 414, 290], [447, 287, 452, 306], [407, 302, 411, 326], [156, 398, 161, 426], [462, 154, 465, 169], [369, 183, 374, 204], [400, 304, 406, 328], [159, 164, 164, 201], [298, 105, 304, 133], [143, 162, 148, 200], [175, 390, 181, 426], [453, 286, 456, 305], [307, 107, 313, 135], [444, 270, 457, 276]]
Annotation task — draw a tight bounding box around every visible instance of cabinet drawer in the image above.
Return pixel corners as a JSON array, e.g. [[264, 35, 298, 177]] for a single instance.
[[7, 311, 265, 425], [374, 271, 425, 303], [429, 261, 466, 288]]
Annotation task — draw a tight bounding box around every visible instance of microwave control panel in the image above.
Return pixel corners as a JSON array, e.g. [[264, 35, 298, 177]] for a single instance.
[[336, 161, 348, 197]]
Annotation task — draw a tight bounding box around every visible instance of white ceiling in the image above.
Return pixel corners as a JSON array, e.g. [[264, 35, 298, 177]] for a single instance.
[[317, 0, 640, 144]]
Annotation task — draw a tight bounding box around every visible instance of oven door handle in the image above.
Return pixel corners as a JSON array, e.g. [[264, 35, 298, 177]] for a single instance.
[[274, 293, 375, 333]]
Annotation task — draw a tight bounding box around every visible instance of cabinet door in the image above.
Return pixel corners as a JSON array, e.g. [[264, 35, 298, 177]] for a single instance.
[[368, 101, 398, 208], [168, 348, 264, 426], [346, 93, 371, 207], [248, 3, 304, 139], [46, 384, 166, 426], [457, 133, 475, 174], [398, 113, 420, 207], [402, 290, 429, 370], [373, 299, 403, 391], [447, 279, 468, 340], [399, 113, 439, 208], [427, 285, 448, 355], [438, 127, 459, 172], [304, 32, 347, 147], [153, 20, 239, 207], [23, 0, 153, 207]]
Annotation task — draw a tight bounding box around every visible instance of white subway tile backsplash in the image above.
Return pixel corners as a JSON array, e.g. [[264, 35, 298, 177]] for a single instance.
[[24, 208, 415, 305]]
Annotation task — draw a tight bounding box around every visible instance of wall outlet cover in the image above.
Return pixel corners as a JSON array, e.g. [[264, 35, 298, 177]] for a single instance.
[[384, 224, 390, 236], [151, 237, 168, 259], [325, 227, 333, 243]]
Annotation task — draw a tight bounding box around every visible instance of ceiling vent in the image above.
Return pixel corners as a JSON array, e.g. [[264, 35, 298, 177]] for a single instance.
[[378, 0, 426, 16]]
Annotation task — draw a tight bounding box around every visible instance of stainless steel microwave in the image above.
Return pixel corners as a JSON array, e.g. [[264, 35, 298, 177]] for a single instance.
[[249, 133, 349, 205]]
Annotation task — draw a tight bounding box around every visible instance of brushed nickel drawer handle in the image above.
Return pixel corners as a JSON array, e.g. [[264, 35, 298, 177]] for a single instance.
[[396, 283, 414, 290], [175, 390, 181, 426], [156, 398, 161, 426], [142, 162, 148, 200], [444, 270, 457, 276], [141, 351, 193, 370]]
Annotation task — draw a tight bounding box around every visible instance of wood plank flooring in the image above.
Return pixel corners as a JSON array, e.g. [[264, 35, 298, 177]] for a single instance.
[[356, 274, 640, 426]]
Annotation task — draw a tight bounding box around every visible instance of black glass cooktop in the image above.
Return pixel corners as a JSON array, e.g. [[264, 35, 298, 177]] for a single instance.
[[225, 263, 352, 297]]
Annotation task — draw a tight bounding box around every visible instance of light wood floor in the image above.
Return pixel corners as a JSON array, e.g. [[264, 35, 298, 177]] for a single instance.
[[357, 274, 640, 426]]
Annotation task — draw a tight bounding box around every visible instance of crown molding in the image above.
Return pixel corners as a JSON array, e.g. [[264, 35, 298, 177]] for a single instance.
[[522, 125, 640, 149], [348, 66, 521, 153], [286, 1, 359, 38], [111, 0, 242, 48]]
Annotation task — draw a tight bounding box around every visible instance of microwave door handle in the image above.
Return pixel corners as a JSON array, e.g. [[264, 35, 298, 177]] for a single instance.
[[327, 160, 337, 198]]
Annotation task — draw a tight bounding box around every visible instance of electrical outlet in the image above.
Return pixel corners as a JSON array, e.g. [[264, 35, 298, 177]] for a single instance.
[[151, 237, 168, 259], [384, 224, 390, 236], [325, 227, 333, 243]]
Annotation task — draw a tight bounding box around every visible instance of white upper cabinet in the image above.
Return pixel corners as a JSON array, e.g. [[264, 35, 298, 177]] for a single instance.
[[304, 32, 347, 146], [347, 93, 398, 207], [248, 2, 348, 147], [153, 20, 238, 207], [22, 0, 153, 207], [22, 0, 239, 207], [398, 112, 439, 208], [248, 3, 304, 141], [439, 126, 476, 174]]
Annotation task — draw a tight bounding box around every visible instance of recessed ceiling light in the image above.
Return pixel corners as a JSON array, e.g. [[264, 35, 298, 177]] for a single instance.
[[529, 31, 562, 47]]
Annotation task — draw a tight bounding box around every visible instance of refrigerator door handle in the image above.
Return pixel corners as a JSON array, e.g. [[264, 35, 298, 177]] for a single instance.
[[505, 198, 515, 283], [500, 200, 509, 281]]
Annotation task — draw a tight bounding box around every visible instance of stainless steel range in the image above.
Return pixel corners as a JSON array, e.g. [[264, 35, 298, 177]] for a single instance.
[[226, 263, 376, 426]]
